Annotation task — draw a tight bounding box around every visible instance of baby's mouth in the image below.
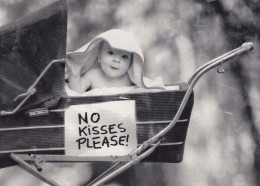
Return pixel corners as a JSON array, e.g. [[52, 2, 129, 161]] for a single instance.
[[110, 66, 119, 70]]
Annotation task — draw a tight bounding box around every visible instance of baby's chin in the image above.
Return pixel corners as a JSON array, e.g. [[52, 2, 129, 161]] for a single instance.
[[105, 73, 125, 79], [104, 69, 128, 78]]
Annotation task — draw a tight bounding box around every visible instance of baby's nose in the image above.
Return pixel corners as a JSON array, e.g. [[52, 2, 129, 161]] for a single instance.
[[113, 56, 120, 63]]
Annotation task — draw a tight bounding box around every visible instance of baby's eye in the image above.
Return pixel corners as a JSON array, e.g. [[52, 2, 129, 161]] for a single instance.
[[122, 55, 129, 59], [107, 51, 114, 55]]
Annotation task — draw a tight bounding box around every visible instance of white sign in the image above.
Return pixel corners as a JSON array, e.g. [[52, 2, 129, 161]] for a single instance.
[[64, 100, 137, 156]]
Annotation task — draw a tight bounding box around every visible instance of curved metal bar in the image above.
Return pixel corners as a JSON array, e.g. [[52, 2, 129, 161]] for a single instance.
[[0, 58, 66, 116], [132, 42, 254, 156]]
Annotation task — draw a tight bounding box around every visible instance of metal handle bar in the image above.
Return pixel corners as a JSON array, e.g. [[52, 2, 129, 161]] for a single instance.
[[133, 42, 254, 155]]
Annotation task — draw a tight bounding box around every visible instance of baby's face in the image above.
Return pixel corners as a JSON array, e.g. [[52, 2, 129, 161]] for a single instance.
[[99, 42, 132, 78]]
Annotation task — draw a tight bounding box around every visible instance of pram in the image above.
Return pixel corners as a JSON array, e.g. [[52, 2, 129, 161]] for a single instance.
[[0, 0, 254, 185]]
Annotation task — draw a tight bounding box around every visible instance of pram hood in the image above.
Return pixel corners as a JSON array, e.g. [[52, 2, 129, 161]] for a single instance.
[[0, 0, 67, 112], [66, 29, 164, 89]]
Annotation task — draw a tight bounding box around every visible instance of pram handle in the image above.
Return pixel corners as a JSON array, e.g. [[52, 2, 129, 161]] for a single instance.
[[140, 42, 254, 151]]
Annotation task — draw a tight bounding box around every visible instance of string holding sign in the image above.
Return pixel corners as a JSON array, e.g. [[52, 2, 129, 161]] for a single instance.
[[65, 100, 137, 157]]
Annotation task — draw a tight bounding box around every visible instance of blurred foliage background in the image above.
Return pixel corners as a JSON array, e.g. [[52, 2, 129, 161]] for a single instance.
[[0, 0, 260, 185]]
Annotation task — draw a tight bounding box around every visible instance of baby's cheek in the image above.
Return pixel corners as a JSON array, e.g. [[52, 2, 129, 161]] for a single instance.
[[122, 63, 129, 70]]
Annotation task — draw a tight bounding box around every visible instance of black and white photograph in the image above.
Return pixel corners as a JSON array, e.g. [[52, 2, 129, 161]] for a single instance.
[[0, 0, 259, 185]]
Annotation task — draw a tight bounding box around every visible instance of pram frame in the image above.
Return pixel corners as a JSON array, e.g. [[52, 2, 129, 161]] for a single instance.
[[7, 42, 254, 186]]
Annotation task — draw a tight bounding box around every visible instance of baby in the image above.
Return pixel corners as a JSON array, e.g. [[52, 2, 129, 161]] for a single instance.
[[67, 41, 133, 93], [66, 29, 164, 94]]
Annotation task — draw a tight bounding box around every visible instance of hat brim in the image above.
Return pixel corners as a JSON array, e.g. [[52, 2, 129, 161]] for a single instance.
[[66, 29, 164, 89]]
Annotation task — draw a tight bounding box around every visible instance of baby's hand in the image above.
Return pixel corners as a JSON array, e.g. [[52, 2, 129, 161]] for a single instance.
[[66, 58, 85, 77]]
